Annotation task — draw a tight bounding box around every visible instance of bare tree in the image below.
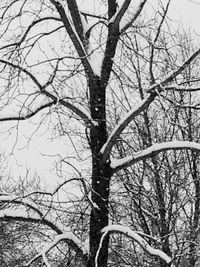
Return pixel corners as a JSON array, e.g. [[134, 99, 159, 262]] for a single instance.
[[1, 1, 200, 266]]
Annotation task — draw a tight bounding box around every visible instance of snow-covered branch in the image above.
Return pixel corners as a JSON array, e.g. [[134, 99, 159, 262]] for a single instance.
[[100, 93, 156, 162], [0, 197, 88, 264], [111, 141, 200, 172], [109, 0, 131, 27], [95, 225, 172, 267], [67, 0, 87, 45], [25, 233, 88, 266], [101, 48, 200, 163], [49, 0, 94, 76], [0, 195, 65, 233], [120, 0, 147, 33]]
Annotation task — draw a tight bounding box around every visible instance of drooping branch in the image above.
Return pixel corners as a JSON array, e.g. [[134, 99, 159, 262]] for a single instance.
[[25, 233, 88, 266], [0, 195, 63, 233], [111, 141, 200, 172], [95, 225, 172, 266], [0, 197, 88, 264]]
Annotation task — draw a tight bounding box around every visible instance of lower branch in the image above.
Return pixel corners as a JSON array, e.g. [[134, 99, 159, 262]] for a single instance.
[[111, 141, 200, 172], [95, 225, 172, 266]]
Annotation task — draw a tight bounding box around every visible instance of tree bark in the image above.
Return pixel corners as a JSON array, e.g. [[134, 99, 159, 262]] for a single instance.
[[86, 76, 112, 267]]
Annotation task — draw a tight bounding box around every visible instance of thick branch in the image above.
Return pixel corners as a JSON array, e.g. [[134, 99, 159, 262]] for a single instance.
[[111, 141, 200, 172], [109, 0, 131, 27], [100, 1, 132, 86], [100, 93, 156, 161], [49, 0, 94, 76], [120, 0, 147, 33], [67, 0, 86, 44], [108, 0, 118, 20]]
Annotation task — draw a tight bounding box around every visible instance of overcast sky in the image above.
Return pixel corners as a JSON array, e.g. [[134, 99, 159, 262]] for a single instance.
[[1, 0, 200, 189], [169, 0, 200, 34]]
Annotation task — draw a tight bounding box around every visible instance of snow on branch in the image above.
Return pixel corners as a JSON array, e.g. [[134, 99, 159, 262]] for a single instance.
[[101, 48, 200, 163], [49, 0, 94, 76], [0, 195, 64, 233], [0, 197, 88, 264], [95, 225, 172, 267], [120, 0, 147, 33], [111, 141, 200, 172], [0, 208, 41, 222], [25, 233, 88, 266], [100, 93, 156, 162], [0, 195, 43, 216], [109, 0, 131, 27]]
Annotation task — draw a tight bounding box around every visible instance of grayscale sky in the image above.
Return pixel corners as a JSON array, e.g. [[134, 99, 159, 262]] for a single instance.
[[1, 0, 200, 188]]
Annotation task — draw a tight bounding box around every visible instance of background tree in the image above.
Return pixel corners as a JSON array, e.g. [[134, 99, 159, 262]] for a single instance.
[[1, 0, 200, 266]]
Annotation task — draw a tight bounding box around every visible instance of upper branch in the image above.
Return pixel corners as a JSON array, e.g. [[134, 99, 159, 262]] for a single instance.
[[101, 0, 145, 88], [66, 0, 87, 45], [0, 17, 62, 51], [120, 0, 147, 33], [100, 93, 156, 161], [0, 59, 95, 126], [101, 48, 200, 163], [147, 47, 200, 93], [111, 141, 200, 172], [108, 0, 118, 20], [49, 0, 94, 77], [149, 0, 171, 83], [101, 0, 132, 87], [109, 0, 131, 27]]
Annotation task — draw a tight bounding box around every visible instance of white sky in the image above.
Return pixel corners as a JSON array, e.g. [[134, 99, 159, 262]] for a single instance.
[[1, 0, 200, 189], [169, 0, 200, 35]]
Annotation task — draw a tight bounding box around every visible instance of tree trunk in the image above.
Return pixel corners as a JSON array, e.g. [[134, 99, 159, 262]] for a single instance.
[[189, 154, 200, 267], [86, 76, 111, 267]]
